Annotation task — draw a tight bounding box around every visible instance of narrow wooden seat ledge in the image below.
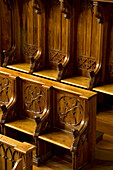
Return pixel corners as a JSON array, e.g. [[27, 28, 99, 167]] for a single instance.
[[5, 118, 36, 136], [0, 67, 97, 100], [93, 84, 113, 95], [39, 129, 73, 150]]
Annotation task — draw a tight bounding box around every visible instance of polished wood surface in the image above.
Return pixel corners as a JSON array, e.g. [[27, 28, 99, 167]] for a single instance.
[[95, 134, 113, 161], [5, 118, 36, 136], [93, 84, 113, 95], [96, 110, 113, 136], [0, 67, 97, 169], [39, 129, 73, 150], [1, 0, 113, 169], [0, 134, 35, 170]]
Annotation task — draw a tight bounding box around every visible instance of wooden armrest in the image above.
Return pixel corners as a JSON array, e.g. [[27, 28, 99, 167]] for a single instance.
[[71, 117, 89, 153], [34, 109, 50, 137], [2, 45, 16, 67], [29, 50, 41, 74]]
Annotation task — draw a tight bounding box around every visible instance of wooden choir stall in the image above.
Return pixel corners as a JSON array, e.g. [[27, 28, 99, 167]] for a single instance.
[[0, 0, 113, 169]]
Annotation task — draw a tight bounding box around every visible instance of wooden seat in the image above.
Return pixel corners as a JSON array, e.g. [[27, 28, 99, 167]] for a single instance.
[[0, 134, 35, 170]]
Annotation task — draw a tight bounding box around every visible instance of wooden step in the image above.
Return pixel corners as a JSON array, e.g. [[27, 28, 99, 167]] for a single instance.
[[95, 134, 113, 161], [96, 110, 113, 136]]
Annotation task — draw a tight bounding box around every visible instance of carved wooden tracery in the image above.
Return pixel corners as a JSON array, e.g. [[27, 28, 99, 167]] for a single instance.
[[58, 95, 83, 126], [0, 77, 12, 104], [24, 85, 46, 114], [0, 143, 20, 169]]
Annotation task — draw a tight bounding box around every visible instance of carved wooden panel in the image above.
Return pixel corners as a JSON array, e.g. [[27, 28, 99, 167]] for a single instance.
[[53, 89, 83, 131], [47, 0, 70, 68], [75, 0, 103, 75], [22, 81, 47, 118], [0, 76, 12, 104], [0, 143, 20, 169], [22, 0, 42, 63]]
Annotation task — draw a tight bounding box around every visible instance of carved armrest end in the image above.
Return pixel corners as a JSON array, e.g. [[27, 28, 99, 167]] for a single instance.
[[70, 117, 89, 154], [29, 50, 41, 74], [34, 109, 50, 137], [2, 45, 16, 67], [57, 63, 64, 81], [88, 71, 95, 90], [0, 105, 7, 124]]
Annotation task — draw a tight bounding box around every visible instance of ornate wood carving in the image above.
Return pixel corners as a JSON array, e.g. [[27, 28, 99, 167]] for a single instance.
[[0, 77, 12, 104], [23, 43, 41, 74], [24, 85, 46, 114], [0, 134, 35, 170], [49, 49, 66, 65], [78, 55, 96, 71], [58, 95, 83, 126]]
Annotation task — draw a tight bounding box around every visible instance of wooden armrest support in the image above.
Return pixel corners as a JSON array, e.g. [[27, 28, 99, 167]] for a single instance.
[[70, 117, 89, 153], [57, 56, 69, 81], [29, 50, 41, 74], [34, 109, 50, 137], [2, 45, 16, 67], [88, 63, 101, 89]]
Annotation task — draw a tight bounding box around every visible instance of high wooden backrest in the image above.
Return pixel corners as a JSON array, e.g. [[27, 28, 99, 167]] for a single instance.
[[46, 0, 71, 70], [0, 134, 35, 170], [74, 0, 104, 79]]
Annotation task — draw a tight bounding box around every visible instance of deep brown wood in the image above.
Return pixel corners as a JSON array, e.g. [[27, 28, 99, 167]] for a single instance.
[[1, 0, 113, 169], [0, 67, 97, 169]]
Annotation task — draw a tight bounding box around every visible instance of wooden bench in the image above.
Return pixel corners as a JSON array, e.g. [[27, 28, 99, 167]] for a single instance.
[[0, 72, 51, 165], [0, 134, 35, 170], [37, 85, 97, 169], [0, 69, 97, 169]]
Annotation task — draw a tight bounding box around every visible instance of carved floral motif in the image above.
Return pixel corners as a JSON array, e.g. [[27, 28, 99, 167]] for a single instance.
[[58, 95, 83, 126], [24, 85, 46, 114]]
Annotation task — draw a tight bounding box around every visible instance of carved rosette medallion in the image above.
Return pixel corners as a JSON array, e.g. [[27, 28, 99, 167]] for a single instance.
[[0, 77, 12, 104], [49, 49, 66, 64], [78, 56, 96, 71], [24, 85, 46, 114], [58, 95, 83, 126]]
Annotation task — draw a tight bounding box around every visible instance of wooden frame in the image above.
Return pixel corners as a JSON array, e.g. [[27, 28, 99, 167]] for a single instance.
[[0, 134, 35, 170]]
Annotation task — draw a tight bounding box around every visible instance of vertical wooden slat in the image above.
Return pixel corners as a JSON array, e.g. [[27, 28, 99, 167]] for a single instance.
[[82, 10, 87, 55], [91, 10, 97, 58], [27, 1, 33, 45], [86, 9, 92, 57], [77, 13, 83, 57]]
